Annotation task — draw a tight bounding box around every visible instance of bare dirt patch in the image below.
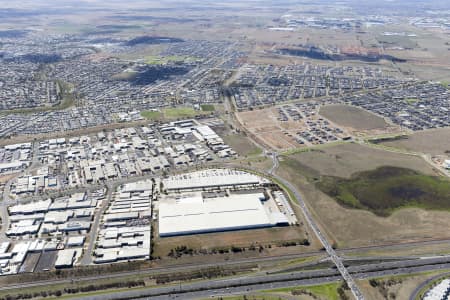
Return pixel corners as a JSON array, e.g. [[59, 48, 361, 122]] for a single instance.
[[237, 108, 299, 150]]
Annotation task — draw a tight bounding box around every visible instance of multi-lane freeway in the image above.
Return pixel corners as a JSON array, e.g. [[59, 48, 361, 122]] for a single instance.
[[15, 256, 450, 300], [2, 133, 450, 299], [267, 152, 365, 300]]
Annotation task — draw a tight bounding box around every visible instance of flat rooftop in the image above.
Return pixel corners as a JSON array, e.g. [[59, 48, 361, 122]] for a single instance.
[[163, 169, 268, 192], [158, 192, 287, 237]]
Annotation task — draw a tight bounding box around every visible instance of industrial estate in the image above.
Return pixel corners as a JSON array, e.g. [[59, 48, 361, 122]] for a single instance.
[[0, 1, 449, 299]]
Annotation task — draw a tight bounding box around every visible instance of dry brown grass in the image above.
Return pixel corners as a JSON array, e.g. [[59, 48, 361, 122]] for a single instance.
[[285, 143, 438, 179], [153, 226, 309, 258], [0, 173, 18, 184], [277, 143, 450, 248], [319, 104, 395, 133], [237, 108, 299, 151], [223, 134, 262, 157], [345, 242, 450, 258], [380, 128, 450, 156]]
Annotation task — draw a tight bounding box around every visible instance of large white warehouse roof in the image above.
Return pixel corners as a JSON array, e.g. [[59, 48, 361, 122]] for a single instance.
[[163, 169, 267, 191], [158, 192, 287, 237]]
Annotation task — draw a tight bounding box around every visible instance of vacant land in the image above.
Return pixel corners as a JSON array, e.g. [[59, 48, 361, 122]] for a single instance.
[[145, 55, 200, 65], [141, 107, 209, 120], [377, 35, 418, 49], [200, 104, 215, 112], [259, 282, 348, 300], [111, 71, 138, 81], [285, 143, 437, 179], [317, 166, 450, 216], [237, 107, 311, 151], [140, 110, 162, 120], [277, 144, 450, 247], [319, 104, 391, 132], [223, 134, 262, 157], [207, 282, 346, 300], [163, 107, 202, 119], [345, 242, 450, 258], [380, 128, 450, 156], [152, 226, 310, 259]]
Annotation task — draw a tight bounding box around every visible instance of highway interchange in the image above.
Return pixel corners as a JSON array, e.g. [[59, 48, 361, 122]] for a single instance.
[[1, 110, 450, 299]]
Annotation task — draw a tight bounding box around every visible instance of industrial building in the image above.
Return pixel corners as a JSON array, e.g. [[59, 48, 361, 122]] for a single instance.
[[163, 169, 269, 192], [94, 180, 152, 264], [158, 169, 296, 237], [159, 191, 289, 237]]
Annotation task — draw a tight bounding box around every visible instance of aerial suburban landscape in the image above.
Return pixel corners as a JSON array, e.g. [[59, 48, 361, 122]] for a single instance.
[[0, 0, 449, 299]]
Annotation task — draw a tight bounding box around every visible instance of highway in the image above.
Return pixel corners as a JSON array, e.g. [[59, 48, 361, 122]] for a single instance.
[[267, 151, 364, 300], [36, 258, 450, 300], [1, 130, 449, 299]]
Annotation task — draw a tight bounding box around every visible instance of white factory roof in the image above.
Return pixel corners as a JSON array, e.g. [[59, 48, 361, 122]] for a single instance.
[[159, 192, 285, 237], [4, 143, 31, 150], [0, 161, 27, 170], [163, 169, 266, 191], [0, 242, 10, 254], [195, 125, 219, 140], [67, 236, 85, 247], [121, 181, 152, 193], [424, 279, 450, 300], [9, 199, 51, 215], [55, 249, 76, 268]]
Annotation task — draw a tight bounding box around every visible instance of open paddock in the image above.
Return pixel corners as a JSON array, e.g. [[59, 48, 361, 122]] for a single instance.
[[152, 225, 311, 259], [277, 143, 450, 247], [319, 104, 398, 134], [285, 143, 438, 179], [380, 128, 450, 156]]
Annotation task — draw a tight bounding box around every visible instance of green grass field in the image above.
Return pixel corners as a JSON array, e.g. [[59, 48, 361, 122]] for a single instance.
[[140, 110, 162, 120], [317, 166, 450, 216], [163, 107, 200, 119], [111, 71, 138, 81], [200, 104, 215, 111], [263, 282, 343, 300], [406, 98, 419, 104], [145, 55, 201, 65], [440, 81, 450, 89], [141, 107, 209, 121]]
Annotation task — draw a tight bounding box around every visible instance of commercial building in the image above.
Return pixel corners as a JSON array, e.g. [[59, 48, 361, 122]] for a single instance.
[[159, 191, 289, 237], [163, 169, 268, 192]]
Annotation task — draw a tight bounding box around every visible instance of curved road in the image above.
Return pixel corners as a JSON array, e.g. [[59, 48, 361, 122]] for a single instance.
[[409, 272, 450, 300], [266, 155, 365, 300]]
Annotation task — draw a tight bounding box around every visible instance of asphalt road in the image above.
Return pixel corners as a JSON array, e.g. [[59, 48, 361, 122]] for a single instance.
[[54, 260, 450, 300], [266, 153, 364, 300], [79, 182, 114, 265], [409, 271, 450, 300], [1, 136, 448, 299]]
